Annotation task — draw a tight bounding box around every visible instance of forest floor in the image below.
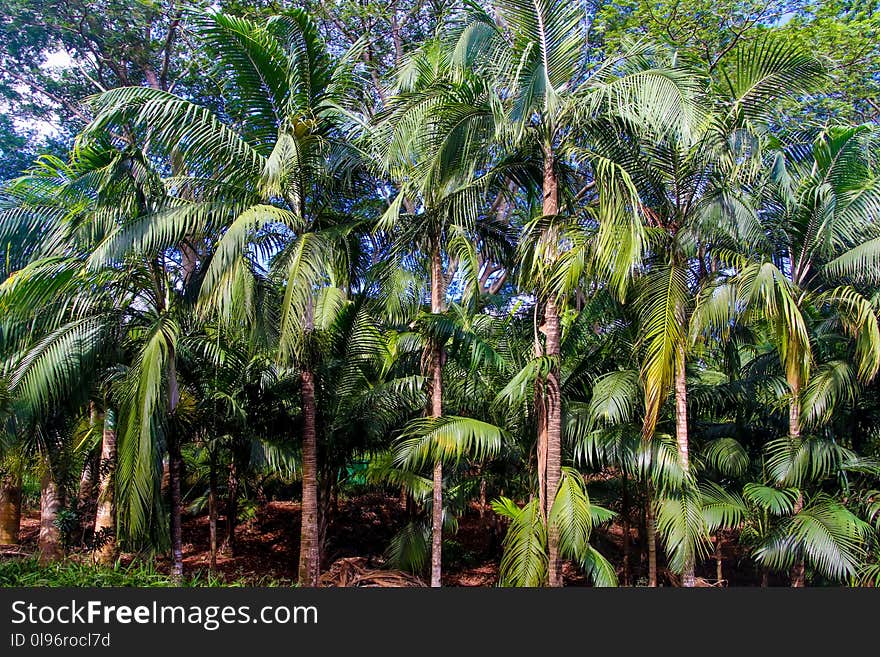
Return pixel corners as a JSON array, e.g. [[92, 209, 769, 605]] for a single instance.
[[14, 493, 774, 586]]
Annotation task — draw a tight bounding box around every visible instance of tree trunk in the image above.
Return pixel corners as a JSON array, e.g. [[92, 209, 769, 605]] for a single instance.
[[76, 453, 97, 542], [647, 487, 657, 587], [223, 460, 238, 554], [789, 376, 806, 588], [621, 471, 630, 586], [93, 410, 117, 564], [298, 369, 320, 587], [534, 331, 548, 517], [0, 475, 22, 545], [674, 343, 695, 587], [208, 451, 218, 571], [39, 468, 63, 564], [715, 534, 724, 584], [168, 350, 184, 579], [429, 245, 445, 588], [75, 403, 100, 546], [790, 490, 805, 587], [541, 146, 564, 588], [169, 438, 184, 579]]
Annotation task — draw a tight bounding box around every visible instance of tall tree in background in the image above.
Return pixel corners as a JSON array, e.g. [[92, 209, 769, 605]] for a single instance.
[[452, 0, 703, 585], [375, 38, 511, 585], [604, 34, 825, 585], [83, 9, 370, 585], [741, 124, 880, 585]]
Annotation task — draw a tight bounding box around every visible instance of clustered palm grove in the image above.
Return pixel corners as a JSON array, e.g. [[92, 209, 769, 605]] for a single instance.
[[1, 0, 879, 589]]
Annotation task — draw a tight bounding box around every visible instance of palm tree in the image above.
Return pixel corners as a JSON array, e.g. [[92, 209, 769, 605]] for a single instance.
[[373, 37, 513, 586], [586, 34, 826, 584], [733, 124, 880, 585], [83, 10, 370, 585], [0, 138, 214, 573], [451, 0, 704, 585]]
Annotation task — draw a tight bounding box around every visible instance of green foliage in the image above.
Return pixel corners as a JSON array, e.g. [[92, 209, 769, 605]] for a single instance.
[[1, 1, 880, 589], [0, 557, 281, 587]]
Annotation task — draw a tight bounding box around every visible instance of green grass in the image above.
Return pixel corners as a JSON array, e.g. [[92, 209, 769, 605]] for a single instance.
[[0, 557, 263, 587]]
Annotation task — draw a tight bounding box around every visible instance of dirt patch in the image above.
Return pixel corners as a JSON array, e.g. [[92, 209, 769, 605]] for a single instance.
[[8, 496, 773, 587]]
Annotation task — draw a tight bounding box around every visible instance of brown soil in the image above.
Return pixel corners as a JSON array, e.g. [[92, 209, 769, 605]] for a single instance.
[[11, 495, 773, 586]]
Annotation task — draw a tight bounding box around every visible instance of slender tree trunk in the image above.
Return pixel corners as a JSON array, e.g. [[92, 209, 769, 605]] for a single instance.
[[298, 369, 320, 587], [621, 471, 630, 586], [534, 332, 548, 517], [77, 456, 96, 504], [168, 350, 184, 580], [0, 474, 22, 545], [76, 403, 100, 546], [223, 460, 238, 554], [208, 451, 218, 570], [647, 486, 657, 587], [169, 438, 184, 579], [76, 454, 97, 540], [39, 468, 63, 564], [318, 465, 333, 559], [429, 245, 445, 588], [93, 410, 117, 564], [789, 376, 806, 588], [715, 534, 724, 584], [161, 459, 170, 502], [674, 343, 695, 587], [541, 146, 564, 588]]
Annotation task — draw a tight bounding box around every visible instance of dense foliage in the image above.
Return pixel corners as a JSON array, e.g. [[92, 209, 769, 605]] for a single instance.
[[1, 0, 879, 588]]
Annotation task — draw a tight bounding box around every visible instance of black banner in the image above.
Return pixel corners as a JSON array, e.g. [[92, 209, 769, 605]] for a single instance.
[[0, 587, 875, 653]]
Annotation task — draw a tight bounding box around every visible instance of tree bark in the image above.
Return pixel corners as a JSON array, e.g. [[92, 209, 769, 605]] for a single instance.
[[429, 245, 445, 588], [621, 471, 630, 586], [674, 343, 695, 587], [0, 474, 22, 545], [75, 403, 100, 546], [39, 468, 64, 564], [169, 437, 184, 579], [647, 487, 657, 587], [76, 453, 97, 541], [534, 328, 548, 517], [298, 369, 320, 587], [541, 146, 564, 588], [223, 459, 238, 555], [93, 410, 117, 564], [208, 450, 218, 570], [168, 349, 184, 580], [789, 376, 806, 588]]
